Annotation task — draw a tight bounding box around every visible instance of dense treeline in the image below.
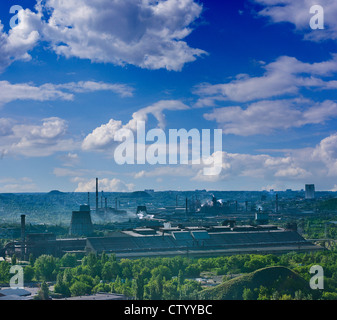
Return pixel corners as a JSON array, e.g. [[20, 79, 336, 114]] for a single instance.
[[1, 249, 337, 300]]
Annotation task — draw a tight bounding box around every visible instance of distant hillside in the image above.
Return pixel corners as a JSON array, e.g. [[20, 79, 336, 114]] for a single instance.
[[128, 191, 152, 198], [198, 266, 312, 300], [48, 190, 66, 195]]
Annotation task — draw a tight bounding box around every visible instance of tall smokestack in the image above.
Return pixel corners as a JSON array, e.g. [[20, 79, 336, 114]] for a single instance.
[[185, 197, 188, 214], [21, 214, 25, 260], [96, 178, 99, 212]]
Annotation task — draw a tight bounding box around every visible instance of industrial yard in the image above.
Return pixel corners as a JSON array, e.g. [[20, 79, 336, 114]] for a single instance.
[[0, 179, 326, 261], [0, 180, 336, 301]]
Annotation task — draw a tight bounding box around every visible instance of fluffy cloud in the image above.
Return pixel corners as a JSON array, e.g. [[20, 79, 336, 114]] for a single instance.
[[0, 0, 206, 72], [0, 80, 73, 107], [75, 177, 134, 192], [132, 148, 312, 184], [204, 99, 337, 136], [0, 9, 40, 72], [253, 0, 337, 41], [0, 118, 15, 136], [132, 132, 337, 185], [42, 0, 205, 71], [0, 177, 38, 193], [0, 117, 77, 157], [195, 54, 337, 103], [0, 80, 133, 107], [196, 54, 337, 137], [134, 165, 195, 179], [82, 100, 189, 151], [52, 81, 134, 98], [311, 133, 337, 175]]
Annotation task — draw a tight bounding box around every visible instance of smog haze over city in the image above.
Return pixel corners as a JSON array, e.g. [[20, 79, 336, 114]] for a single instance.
[[2, 0, 337, 307]]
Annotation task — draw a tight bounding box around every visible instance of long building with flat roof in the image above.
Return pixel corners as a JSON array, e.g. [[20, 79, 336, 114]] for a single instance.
[[85, 225, 323, 259], [2, 214, 323, 260]]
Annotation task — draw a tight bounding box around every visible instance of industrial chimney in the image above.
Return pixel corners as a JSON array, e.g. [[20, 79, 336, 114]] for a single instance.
[[96, 178, 99, 212], [20, 214, 26, 260], [185, 197, 188, 214]]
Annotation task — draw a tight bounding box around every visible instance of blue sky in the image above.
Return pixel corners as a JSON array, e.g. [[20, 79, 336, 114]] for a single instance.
[[1, 0, 337, 192]]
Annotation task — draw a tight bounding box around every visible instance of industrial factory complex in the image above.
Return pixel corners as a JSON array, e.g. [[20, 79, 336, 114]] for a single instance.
[[0, 212, 322, 260], [0, 179, 324, 260]]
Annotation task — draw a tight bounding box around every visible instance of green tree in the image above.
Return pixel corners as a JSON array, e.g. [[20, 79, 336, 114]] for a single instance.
[[100, 252, 108, 265], [163, 280, 179, 300], [134, 274, 144, 300], [23, 266, 35, 283], [120, 259, 133, 279], [139, 267, 151, 280], [109, 253, 117, 262], [0, 261, 10, 283], [257, 286, 270, 300], [54, 273, 71, 297], [144, 276, 163, 300], [83, 252, 102, 277], [184, 264, 200, 277], [36, 281, 50, 300], [63, 268, 73, 284], [34, 255, 58, 281], [178, 270, 184, 287], [60, 253, 77, 268], [70, 281, 92, 297], [92, 282, 111, 294], [29, 253, 35, 267], [102, 261, 120, 281], [77, 274, 94, 287], [242, 288, 255, 300], [112, 275, 122, 293], [151, 265, 172, 280], [322, 291, 337, 300], [179, 280, 201, 300]]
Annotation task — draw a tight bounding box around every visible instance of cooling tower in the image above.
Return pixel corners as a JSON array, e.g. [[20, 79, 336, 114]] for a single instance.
[[69, 205, 94, 236]]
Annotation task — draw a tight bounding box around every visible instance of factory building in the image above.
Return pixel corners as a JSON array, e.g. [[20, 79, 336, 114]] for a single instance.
[[1, 216, 323, 260], [85, 224, 322, 259], [255, 210, 269, 225], [1, 233, 87, 259], [0, 196, 323, 260]]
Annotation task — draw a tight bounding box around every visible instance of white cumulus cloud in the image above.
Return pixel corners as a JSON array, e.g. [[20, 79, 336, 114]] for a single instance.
[[82, 100, 189, 151], [75, 177, 134, 192], [203, 98, 337, 136], [0, 80, 133, 108], [0, 117, 77, 157], [0, 0, 206, 72], [195, 54, 337, 104], [253, 0, 337, 41]]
